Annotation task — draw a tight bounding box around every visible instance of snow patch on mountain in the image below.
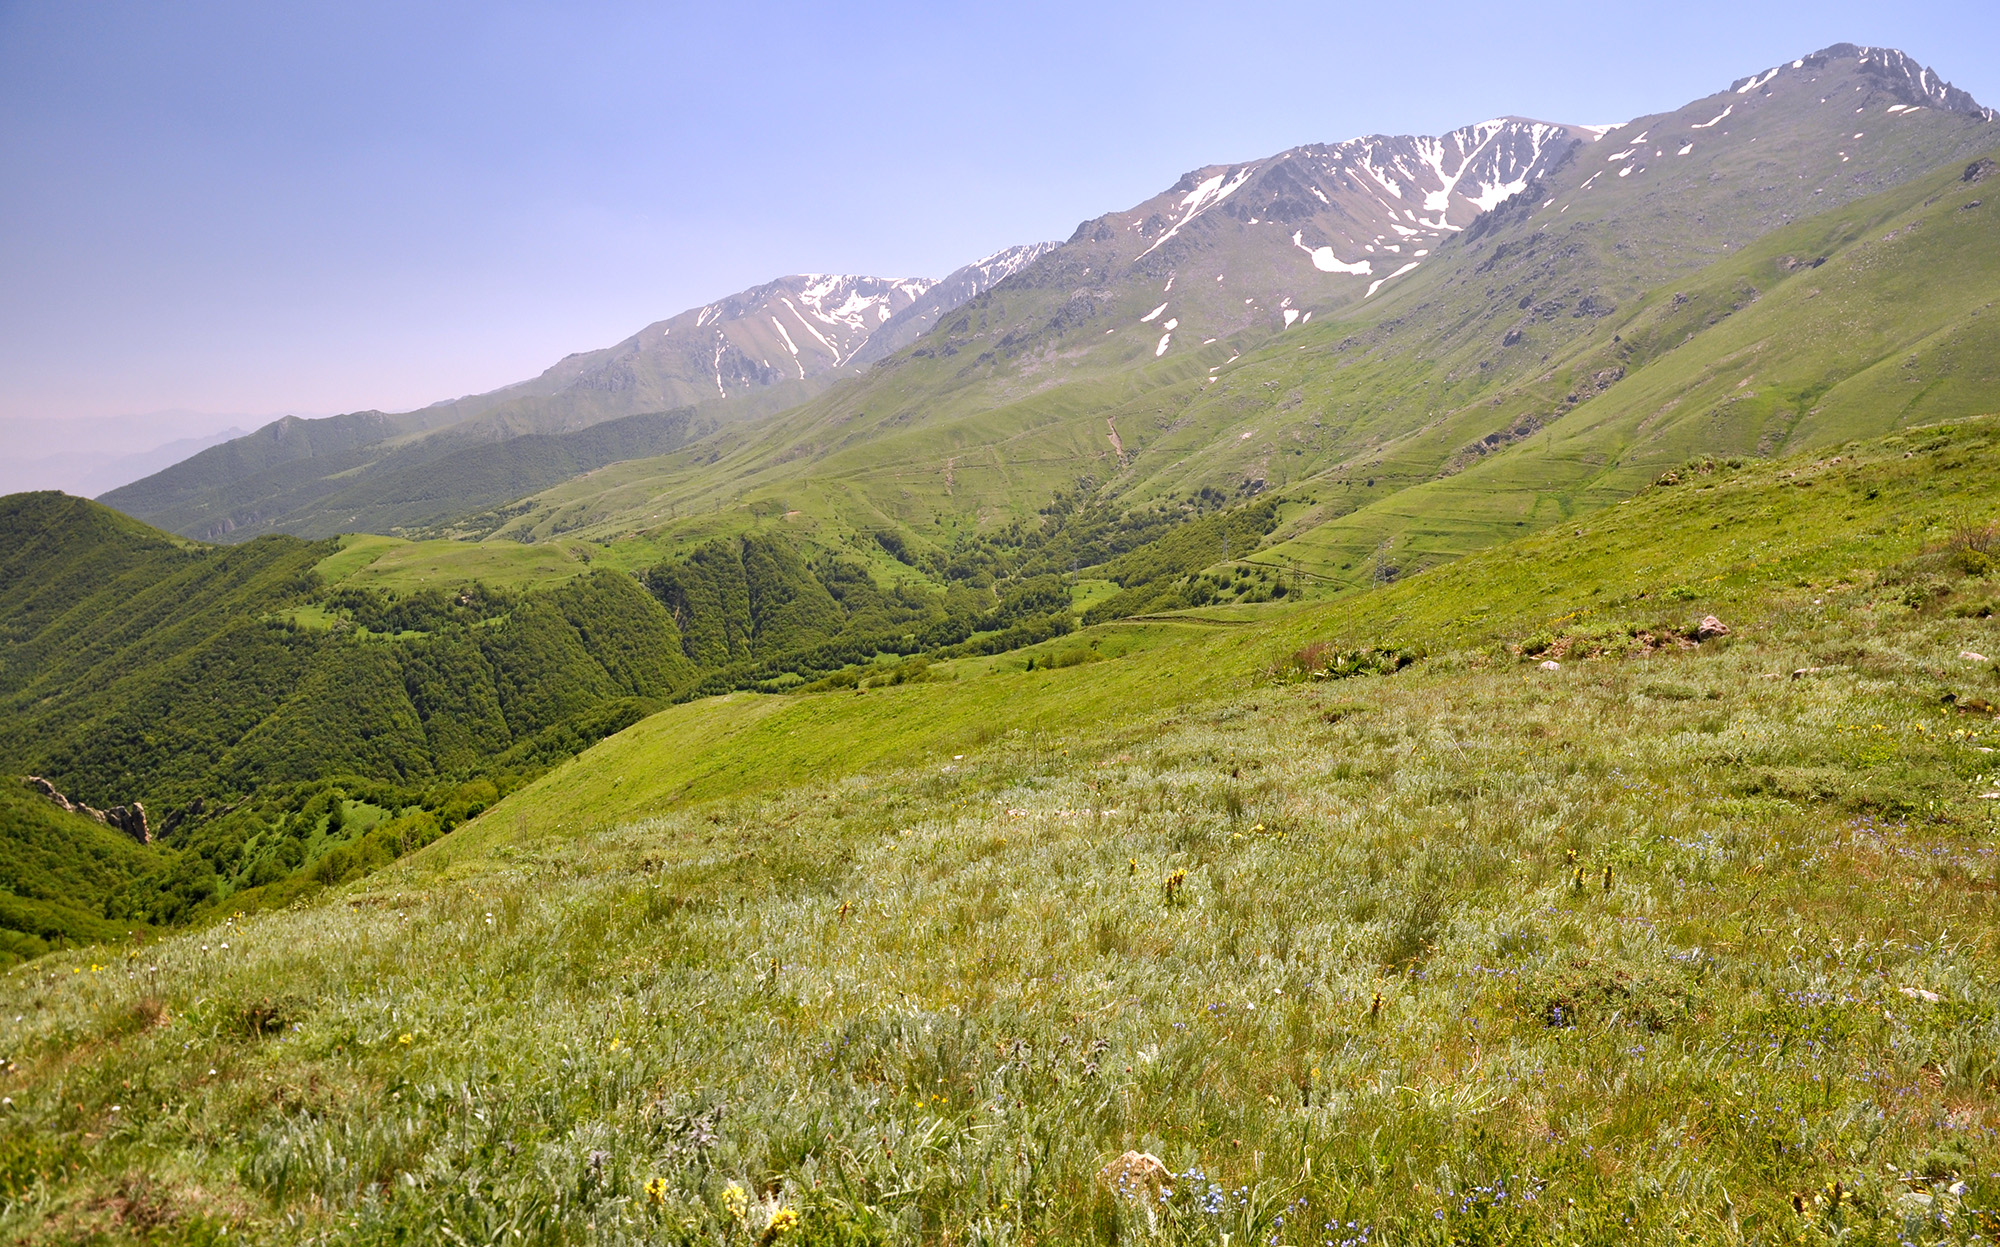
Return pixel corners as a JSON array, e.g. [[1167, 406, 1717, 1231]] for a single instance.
[[770, 318, 805, 377], [1139, 166, 1258, 259], [1736, 67, 1781, 95], [1366, 261, 1421, 298], [1292, 231, 1372, 276]]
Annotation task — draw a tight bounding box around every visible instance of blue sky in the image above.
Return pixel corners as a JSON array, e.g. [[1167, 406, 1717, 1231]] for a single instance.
[[2, 0, 1995, 445]]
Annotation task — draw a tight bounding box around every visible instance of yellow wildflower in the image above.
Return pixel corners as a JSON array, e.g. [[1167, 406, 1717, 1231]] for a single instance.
[[764, 1206, 800, 1239]]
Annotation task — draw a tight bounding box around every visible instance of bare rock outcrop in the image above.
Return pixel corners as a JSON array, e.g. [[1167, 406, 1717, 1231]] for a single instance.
[[23, 776, 151, 844]]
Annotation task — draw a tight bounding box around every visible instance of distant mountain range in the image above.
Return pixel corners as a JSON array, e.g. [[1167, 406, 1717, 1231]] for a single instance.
[[101, 41, 1999, 577], [466, 42, 1997, 572], [10, 38, 2000, 962], [0, 415, 257, 498], [8, 427, 246, 499], [98, 246, 1056, 540]]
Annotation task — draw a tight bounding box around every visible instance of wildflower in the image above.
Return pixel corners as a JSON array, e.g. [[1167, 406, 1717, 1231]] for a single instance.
[[1369, 990, 1382, 1020], [759, 1206, 799, 1243], [397, 1034, 412, 1045], [723, 1183, 749, 1222], [645, 1176, 668, 1206], [1164, 868, 1188, 902]]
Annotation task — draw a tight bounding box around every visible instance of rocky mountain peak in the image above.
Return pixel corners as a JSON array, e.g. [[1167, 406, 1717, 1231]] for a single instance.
[[1732, 44, 1994, 121]]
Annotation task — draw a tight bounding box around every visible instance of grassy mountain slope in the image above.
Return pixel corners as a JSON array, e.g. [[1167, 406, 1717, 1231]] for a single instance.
[[95, 410, 447, 540], [100, 255, 1055, 544], [263, 408, 713, 540], [457, 47, 1996, 604], [90, 49, 1995, 600], [5, 418, 1996, 1243], [261, 110, 1993, 666], [2, 478, 1248, 942], [1258, 144, 2000, 576], [466, 414, 2000, 844], [0, 493, 720, 943]]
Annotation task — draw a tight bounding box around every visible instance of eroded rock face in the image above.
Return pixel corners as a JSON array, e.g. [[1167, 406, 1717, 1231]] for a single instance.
[[104, 803, 151, 843], [22, 776, 151, 844], [25, 775, 75, 811]]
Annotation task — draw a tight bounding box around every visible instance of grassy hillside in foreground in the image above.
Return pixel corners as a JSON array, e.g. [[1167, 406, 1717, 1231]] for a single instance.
[[3, 419, 1996, 1243]]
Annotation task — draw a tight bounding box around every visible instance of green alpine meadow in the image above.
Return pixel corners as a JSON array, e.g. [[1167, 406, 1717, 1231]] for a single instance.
[[4, 37, 2000, 1247]]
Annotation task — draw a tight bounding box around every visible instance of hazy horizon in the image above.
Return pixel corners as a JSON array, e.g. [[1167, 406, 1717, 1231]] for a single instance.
[[4, 0, 1997, 485]]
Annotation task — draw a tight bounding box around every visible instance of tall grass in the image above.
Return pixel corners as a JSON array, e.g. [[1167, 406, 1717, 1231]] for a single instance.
[[5, 565, 1998, 1243], [8, 417, 2000, 1244]]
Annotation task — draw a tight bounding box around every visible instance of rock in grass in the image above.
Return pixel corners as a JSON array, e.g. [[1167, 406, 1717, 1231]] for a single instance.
[[1697, 615, 1730, 640], [1538, 659, 1561, 671], [1962, 650, 1989, 662], [1097, 1151, 1171, 1202]]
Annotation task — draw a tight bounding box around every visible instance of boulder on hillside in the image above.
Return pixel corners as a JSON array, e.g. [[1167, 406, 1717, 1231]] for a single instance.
[[1697, 615, 1730, 640]]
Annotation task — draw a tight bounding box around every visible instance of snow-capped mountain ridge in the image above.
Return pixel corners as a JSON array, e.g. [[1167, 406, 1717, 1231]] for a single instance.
[[1042, 116, 1592, 341], [104, 40, 1997, 550], [850, 243, 1061, 365], [1731, 43, 1995, 121]]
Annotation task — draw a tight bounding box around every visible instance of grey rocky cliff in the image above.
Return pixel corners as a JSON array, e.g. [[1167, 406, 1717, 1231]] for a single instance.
[[25, 775, 151, 844]]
